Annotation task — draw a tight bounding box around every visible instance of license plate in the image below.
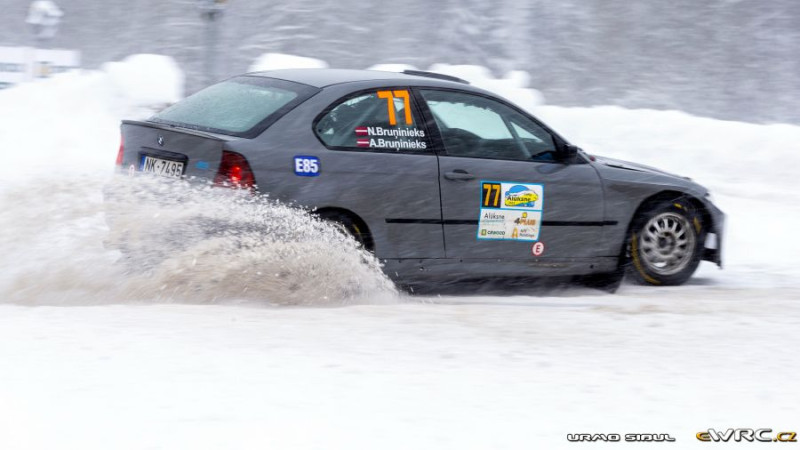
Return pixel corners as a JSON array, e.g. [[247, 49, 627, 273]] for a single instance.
[[140, 156, 185, 178]]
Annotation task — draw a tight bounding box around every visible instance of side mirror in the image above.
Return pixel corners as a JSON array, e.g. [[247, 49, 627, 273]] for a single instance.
[[562, 143, 580, 163]]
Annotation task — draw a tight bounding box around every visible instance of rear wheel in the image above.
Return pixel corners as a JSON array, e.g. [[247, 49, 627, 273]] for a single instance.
[[315, 211, 372, 251], [626, 199, 705, 286]]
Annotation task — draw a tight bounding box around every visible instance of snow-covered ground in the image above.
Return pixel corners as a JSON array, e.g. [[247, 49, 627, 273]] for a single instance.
[[0, 56, 798, 449]]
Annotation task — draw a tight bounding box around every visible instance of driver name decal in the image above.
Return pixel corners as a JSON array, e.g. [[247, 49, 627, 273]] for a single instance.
[[354, 126, 427, 149]]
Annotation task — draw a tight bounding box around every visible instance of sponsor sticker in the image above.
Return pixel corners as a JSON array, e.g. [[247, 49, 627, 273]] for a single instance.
[[294, 155, 320, 176], [504, 185, 539, 208], [532, 241, 545, 256], [478, 181, 544, 242]]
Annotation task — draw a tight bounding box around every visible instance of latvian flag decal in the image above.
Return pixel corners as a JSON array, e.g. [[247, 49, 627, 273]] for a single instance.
[[356, 138, 370, 147], [355, 126, 368, 136]]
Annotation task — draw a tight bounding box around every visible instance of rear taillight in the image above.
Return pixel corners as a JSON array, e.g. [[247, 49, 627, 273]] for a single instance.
[[214, 151, 255, 189], [115, 133, 125, 167]]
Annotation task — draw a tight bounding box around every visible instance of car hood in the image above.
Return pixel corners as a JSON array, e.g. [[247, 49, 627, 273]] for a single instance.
[[590, 154, 691, 181]]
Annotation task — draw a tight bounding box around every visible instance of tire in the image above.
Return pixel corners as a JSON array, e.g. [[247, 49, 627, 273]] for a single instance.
[[626, 198, 705, 286], [316, 211, 371, 251]]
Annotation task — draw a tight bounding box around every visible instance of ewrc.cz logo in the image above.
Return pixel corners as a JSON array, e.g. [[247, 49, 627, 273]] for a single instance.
[[696, 429, 798, 442], [567, 433, 676, 442]]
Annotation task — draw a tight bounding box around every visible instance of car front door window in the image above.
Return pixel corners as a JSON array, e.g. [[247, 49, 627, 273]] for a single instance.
[[420, 90, 557, 162]]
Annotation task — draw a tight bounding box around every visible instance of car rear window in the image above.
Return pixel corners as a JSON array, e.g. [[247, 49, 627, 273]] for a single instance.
[[150, 76, 319, 138], [315, 89, 430, 152]]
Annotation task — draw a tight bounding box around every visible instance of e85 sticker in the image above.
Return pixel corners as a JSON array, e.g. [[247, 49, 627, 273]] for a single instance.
[[294, 156, 320, 176]]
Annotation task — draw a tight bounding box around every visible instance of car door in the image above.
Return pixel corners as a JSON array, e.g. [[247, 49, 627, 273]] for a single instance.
[[311, 86, 444, 259], [416, 88, 605, 261]]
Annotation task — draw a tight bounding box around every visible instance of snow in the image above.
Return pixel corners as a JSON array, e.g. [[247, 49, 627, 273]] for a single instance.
[[0, 54, 183, 183], [366, 63, 419, 73], [428, 63, 545, 111], [25, 0, 63, 25], [1, 56, 798, 449], [101, 54, 184, 108], [248, 53, 329, 72]]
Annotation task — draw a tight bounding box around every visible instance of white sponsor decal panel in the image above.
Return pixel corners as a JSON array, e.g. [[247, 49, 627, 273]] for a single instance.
[[477, 181, 544, 242]]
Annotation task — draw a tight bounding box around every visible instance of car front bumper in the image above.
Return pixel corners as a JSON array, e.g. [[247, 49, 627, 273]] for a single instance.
[[702, 200, 724, 267]]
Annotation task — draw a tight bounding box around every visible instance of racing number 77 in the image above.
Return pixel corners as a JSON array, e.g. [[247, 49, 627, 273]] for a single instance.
[[377, 90, 413, 126], [482, 183, 502, 208]]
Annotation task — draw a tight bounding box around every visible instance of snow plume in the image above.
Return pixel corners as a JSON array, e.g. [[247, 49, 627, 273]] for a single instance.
[[0, 176, 396, 306], [0, 54, 395, 306], [0, 53, 183, 183]]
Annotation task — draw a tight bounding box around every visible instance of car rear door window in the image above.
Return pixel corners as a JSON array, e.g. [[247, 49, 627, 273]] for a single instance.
[[419, 90, 557, 162], [150, 76, 319, 138], [315, 89, 430, 152]]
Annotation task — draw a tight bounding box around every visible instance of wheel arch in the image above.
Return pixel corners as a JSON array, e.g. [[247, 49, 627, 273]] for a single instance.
[[618, 190, 713, 264], [312, 206, 375, 252]]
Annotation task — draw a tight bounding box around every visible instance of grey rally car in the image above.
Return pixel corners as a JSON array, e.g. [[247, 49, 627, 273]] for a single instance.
[[115, 69, 724, 289]]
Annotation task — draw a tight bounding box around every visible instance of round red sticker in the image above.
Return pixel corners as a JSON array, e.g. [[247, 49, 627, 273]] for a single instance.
[[532, 242, 545, 256]]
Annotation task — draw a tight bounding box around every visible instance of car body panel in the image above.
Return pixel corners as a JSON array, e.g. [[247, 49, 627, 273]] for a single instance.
[[230, 81, 445, 259], [120, 120, 229, 179], [589, 159, 720, 258], [436, 156, 607, 259]]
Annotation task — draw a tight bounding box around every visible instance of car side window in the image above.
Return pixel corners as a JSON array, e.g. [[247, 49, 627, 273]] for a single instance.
[[315, 89, 429, 152], [419, 90, 557, 162]]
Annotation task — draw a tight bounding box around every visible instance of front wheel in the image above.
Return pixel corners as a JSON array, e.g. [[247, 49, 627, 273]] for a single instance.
[[626, 199, 705, 286]]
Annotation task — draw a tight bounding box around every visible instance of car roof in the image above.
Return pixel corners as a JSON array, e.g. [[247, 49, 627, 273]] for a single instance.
[[245, 68, 473, 90]]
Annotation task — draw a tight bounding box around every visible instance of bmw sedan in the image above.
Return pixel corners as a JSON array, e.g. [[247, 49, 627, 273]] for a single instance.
[[114, 69, 724, 290]]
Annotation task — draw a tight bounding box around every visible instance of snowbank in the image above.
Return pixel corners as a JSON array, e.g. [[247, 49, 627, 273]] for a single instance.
[[365, 63, 545, 113], [101, 54, 184, 108], [533, 105, 800, 272], [248, 56, 544, 112], [248, 53, 328, 72], [0, 54, 183, 182], [535, 105, 798, 189], [366, 63, 419, 73], [427, 63, 544, 111]]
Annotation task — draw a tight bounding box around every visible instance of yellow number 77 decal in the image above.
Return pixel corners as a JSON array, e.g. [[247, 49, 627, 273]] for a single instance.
[[377, 90, 413, 126], [482, 182, 502, 208]]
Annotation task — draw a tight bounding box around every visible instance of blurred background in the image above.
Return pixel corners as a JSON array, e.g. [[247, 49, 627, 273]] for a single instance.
[[0, 0, 797, 124]]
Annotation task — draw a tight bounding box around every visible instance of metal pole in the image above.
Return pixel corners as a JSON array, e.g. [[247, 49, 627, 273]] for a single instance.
[[201, 0, 225, 87], [204, 10, 216, 86]]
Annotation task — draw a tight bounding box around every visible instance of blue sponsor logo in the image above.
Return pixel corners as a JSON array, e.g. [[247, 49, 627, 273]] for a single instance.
[[504, 184, 539, 208], [294, 156, 320, 176]]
